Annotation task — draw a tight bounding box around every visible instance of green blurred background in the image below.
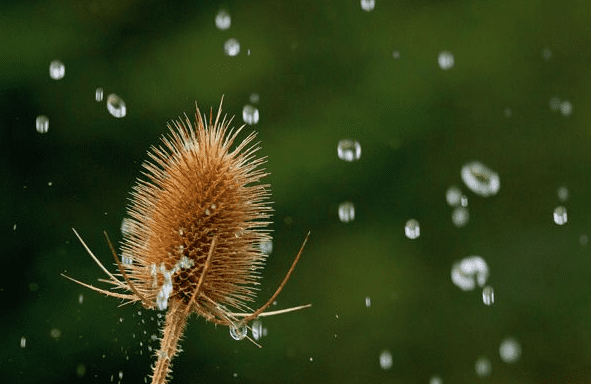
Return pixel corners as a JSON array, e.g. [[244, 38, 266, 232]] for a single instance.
[[2, 0, 591, 383]]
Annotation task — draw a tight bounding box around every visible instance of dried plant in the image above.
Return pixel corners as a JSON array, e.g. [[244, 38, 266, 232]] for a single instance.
[[63, 99, 310, 384]]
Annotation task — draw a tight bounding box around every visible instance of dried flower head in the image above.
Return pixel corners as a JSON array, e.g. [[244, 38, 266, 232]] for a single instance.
[[63, 99, 309, 384]]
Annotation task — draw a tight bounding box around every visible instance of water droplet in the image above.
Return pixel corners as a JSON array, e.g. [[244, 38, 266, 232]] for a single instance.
[[475, 357, 491, 377], [404, 219, 420, 239], [556, 186, 568, 201], [446, 186, 462, 206], [229, 323, 247, 340], [549, 97, 561, 111], [50, 328, 61, 339], [224, 38, 240, 56], [482, 286, 494, 306], [429, 376, 442, 384], [35, 115, 49, 134], [95, 87, 103, 102], [360, 0, 376, 12], [553, 206, 567, 225], [76, 363, 86, 378], [437, 51, 454, 70], [451, 256, 489, 291], [252, 319, 267, 341], [242, 104, 259, 125], [20, 336, 26, 348], [118, 371, 123, 380], [499, 337, 521, 363], [379, 350, 393, 370], [107, 94, 127, 118], [215, 10, 231, 30], [542, 48, 552, 60], [365, 296, 371, 307], [337, 139, 361, 162], [249, 93, 260, 103], [338, 201, 355, 223], [461, 161, 500, 197], [392, 50, 400, 59], [580, 234, 588, 246], [78, 293, 84, 304], [460, 195, 468, 207], [504, 107, 512, 118], [560, 100, 572, 116], [451, 206, 469, 227], [49, 60, 65, 80], [260, 239, 273, 254]]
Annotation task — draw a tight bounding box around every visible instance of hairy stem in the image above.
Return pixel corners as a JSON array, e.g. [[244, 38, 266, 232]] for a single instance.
[[151, 300, 189, 384]]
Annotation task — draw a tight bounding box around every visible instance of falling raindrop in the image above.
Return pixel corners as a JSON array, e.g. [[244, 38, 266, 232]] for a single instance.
[[215, 10, 231, 30], [451, 206, 469, 227], [460, 195, 468, 207], [251, 319, 267, 341], [95, 87, 103, 102], [461, 161, 500, 197], [229, 323, 247, 340], [451, 256, 489, 291], [242, 104, 259, 125], [553, 206, 567, 225], [106, 94, 127, 118], [360, 0, 376, 12], [379, 350, 393, 370], [35, 115, 49, 134], [224, 38, 240, 56], [499, 337, 521, 363], [404, 219, 420, 239], [337, 139, 361, 162], [49, 60, 65, 80], [482, 286, 494, 306], [437, 51, 454, 70], [475, 357, 491, 377], [338, 202, 355, 223]]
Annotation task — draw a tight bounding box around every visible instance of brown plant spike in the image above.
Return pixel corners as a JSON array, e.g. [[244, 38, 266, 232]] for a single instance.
[[63, 99, 310, 384]]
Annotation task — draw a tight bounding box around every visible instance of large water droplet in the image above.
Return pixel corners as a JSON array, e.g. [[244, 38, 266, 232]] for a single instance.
[[438, 51, 454, 70], [379, 349, 392, 370], [242, 104, 259, 125], [461, 161, 500, 197], [338, 201, 355, 223], [49, 60, 65, 80], [499, 337, 521, 363], [35, 115, 49, 134], [451, 256, 489, 291], [360, 0, 376, 12], [553, 206, 567, 225], [107, 94, 127, 118], [215, 10, 231, 30], [224, 38, 240, 56], [337, 139, 361, 162], [229, 323, 247, 340], [404, 219, 420, 239]]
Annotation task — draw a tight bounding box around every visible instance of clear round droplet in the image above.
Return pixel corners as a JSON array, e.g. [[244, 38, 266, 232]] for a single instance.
[[451, 256, 489, 291], [106, 94, 127, 118], [446, 186, 462, 206], [224, 38, 240, 56], [230, 323, 247, 340], [95, 87, 103, 102], [49, 60, 65, 80], [499, 337, 521, 363], [35, 115, 49, 134], [482, 286, 494, 306], [338, 201, 355, 223], [475, 357, 491, 377], [553, 206, 567, 225], [360, 0, 376, 12], [438, 51, 454, 70], [404, 219, 420, 239], [215, 10, 231, 30], [560, 100, 572, 116], [461, 161, 500, 197], [451, 206, 469, 227], [242, 104, 259, 125], [337, 139, 361, 162], [379, 349, 393, 370]]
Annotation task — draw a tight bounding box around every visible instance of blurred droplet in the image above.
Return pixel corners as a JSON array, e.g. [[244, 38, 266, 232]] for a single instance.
[[230, 323, 247, 340], [451, 206, 469, 227], [95, 87, 103, 102], [107, 94, 127, 118], [35, 115, 49, 134], [49, 60, 65, 80], [392, 50, 400, 59], [249, 93, 260, 104], [404, 219, 420, 239], [460, 195, 468, 207], [242, 104, 259, 125], [337, 139, 361, 162], [365, 296, 371, 307], [78, 293, 84, 304], [580, 234, 588, 246], [475, 357, 491, 377], [20, 337, 26, 348], [215, 10, 231, 30], [361, 0, 375, 12], [560, 100, 572, 116], [76, 363, 86, 378], [338, 201, 355, 223], [379, 350, 393, 370], [553, 206, 567, 225], [499, 337, 521, 363], [451, 256, 489, 291], [503, 107, 512, 118], [438, 51, 454, 70], [446, 186, 462, 206], [252, 319, 267, 341], [224, 38, 240, 56], [461, 161, 500, 197], [557, 186, 569, 201], [482, 286, 494, 306], [429, 376, 442, 384], [50, 328, 61, 339], [542, 48, 552, 60], [260, 239, 273, 254]]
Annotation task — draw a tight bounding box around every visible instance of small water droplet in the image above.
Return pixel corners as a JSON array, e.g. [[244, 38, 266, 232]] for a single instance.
[[379, 350, 393, 370], [553, 206, 567, 225], [338, 201, 355, 223], [215, 10, 231, 30], [50, 328, 61, 339], [107, 94, 127, 118], [438, 51, 454, 70], [557, 186, 569, 201], [461, 161, 500, 197], [36, 115, 49, 133], [49, 60, 65, 80], [95, 87, 103, 102], [260, 239, 273, 254], [542, 48, 552, 60], [475, 357, 491, 377], [482, 286, 494, 306], [460, 195, 468, 207], [249, 93, 260, 104], [560, 100, 572, 116], [229, 323, 247, 340], [499, 337, 521, 363], [503, 107, 512, 118], [78, 293, 84, 304], [224, 38, 240, 56], [580, 234, 588, 246], [404, 219, 420, 239], [549, 97, 561, 111], [392, 50, 400, 59], [360, 0, 376, 12], [20, 336, 26, 348], [242, 104, 259, 125], [365, 296, 371, 307], [337, 139, 361, 162], [429, 375, 442, 384], [76, 363, 86, 378], [251, 319, 266, 341]]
